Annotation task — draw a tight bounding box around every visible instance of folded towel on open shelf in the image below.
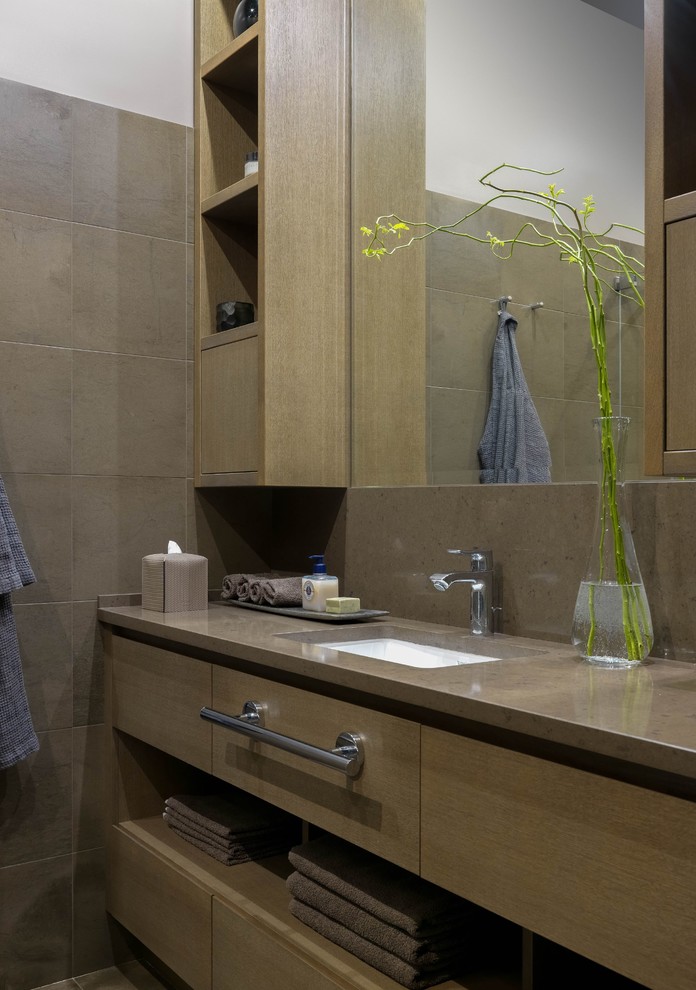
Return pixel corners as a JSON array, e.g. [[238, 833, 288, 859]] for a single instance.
[[163, 810, 298, 854], [288, 836, 472, 938], [165, 792, 298, 839], [289, 898, 463, 990], [166, 817, 291, 866], [286, 871, 467, 967]]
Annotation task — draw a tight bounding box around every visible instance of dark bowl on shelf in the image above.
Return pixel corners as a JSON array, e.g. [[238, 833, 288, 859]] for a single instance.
[[233, 0, 258, 38]]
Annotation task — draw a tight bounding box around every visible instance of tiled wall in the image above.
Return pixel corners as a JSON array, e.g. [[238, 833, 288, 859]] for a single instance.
[[426, 190, 645, 484], [0, 77, 271, 990]]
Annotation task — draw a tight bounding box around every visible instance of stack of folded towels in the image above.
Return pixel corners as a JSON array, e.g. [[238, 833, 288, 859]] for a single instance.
[[163, 791, 302, 866], [288, 836, 508, 990], [221, 572, 302, 608]]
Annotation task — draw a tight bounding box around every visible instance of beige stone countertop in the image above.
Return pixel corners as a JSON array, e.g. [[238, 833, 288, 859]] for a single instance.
[[98, 603, 696, 783]]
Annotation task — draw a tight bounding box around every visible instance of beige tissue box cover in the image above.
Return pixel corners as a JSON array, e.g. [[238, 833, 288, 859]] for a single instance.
[[142, 553, 208, 612]]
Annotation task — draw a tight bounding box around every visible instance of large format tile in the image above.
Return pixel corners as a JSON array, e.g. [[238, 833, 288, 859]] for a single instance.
[[186, 483, 271, 589], [73, 102, 187, 240], [72, 477, 187, 600], [0, 211, 72, 346], [72, 225, 187, 359], [514, 306, 564, 400], [0, 854, 72, 990], [75, 961, 169, 990], [0, 728, 72, 868], [73, 602, 105, 727], [0, 79, 72, 221], [14, 603, 73, 732], [428, 289, 497, 391], [426, 191, 502, 298], [73, 849, 133, 977], [2, 474, 72, 604], [186, 126, 195, 245], [73, 724, 105, 852], [72, 351, 187, 478], [429, 387, 488, 485], [0, 343, 71, 474]]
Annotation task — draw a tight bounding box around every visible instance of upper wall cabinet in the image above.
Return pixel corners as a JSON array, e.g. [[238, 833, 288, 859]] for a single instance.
[[645, 0, 696, 475], [194, 0, 426, 488]]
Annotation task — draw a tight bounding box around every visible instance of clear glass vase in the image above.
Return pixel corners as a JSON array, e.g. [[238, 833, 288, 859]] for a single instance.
[[571, 416, 653, 666]]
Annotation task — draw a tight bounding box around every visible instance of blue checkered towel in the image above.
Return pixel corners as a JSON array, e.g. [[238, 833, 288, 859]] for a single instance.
[[0, 475, 38, 770]]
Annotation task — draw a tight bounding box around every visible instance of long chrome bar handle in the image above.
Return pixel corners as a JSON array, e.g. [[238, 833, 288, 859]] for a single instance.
[[200, 703, 364, 779]]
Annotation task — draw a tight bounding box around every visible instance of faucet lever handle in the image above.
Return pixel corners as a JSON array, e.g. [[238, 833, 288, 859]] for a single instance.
[[447, 549, 493, 571]]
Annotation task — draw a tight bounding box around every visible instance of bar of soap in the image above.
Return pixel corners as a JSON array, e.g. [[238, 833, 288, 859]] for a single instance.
[[325, 597, 361, 614]]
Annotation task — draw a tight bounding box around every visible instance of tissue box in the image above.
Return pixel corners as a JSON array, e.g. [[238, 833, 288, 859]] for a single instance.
[[142, 553, 208, 612]]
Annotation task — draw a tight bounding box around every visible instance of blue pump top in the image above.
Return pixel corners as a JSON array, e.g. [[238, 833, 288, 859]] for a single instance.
[[308, 554, 327, 574]]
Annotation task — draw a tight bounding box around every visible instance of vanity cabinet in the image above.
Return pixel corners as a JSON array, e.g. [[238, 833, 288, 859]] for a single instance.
[[104, 625, 668, 989], [194, 0, 426, 488], [645, 0, 696, 474]]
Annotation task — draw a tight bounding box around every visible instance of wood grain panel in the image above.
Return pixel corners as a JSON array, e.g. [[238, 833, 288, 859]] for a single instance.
[[211, 668, 420, 872], [664, 190, 696, 224], [662, 449, 696, 475], [200, 79, 257, 202], [111, 635, 212, 771], [643, 0, 665, 475], [421, 727, 696, 990], [666, 217, 696, 450], [259, 0, 349, 486], [200, 338, 259, 473], [351, 0, 426, 486], [198, 0, 237, 66], [107, 825, 212, 990]]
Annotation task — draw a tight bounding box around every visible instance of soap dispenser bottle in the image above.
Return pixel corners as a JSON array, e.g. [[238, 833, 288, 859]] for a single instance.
[[302, 554, 339, 612]]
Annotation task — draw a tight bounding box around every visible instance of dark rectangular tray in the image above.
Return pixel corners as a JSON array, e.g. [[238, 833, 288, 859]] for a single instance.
[[217, 600, 389, 623]]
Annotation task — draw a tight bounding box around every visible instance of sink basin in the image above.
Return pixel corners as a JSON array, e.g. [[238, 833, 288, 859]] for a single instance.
[[277, 625, 546, 669], [318, 637, 501, 668]]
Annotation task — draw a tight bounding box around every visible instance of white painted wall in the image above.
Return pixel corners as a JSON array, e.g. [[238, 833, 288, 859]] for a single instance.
[[0, 0, 193, 125], [426, 0, 644, 234]]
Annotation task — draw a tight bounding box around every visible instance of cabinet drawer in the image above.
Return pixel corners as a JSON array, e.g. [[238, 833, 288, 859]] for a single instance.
[[421, 727, 696, 990], [210, 668, 420, 871], [112, 635, 211, 771], [108, 825, 211, 990], [213, 897, 344, 990]]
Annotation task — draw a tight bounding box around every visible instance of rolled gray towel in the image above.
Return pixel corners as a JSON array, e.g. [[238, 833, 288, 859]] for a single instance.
[[247, 578, 265, 603], [288, 836, 472, 937], [220, 573, 255, 601], [289, 899, 464, 990], [286, 872, 466, 966], [258, 577, 302, 607], [165, 792, 298, 839]]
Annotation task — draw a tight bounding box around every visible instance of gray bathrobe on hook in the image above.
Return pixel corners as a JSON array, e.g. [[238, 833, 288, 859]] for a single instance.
[[0, 474, 39, 769], [478, 308, 552, 483]]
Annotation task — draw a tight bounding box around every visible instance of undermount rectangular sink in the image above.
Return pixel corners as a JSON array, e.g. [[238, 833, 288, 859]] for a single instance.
[[318, 637, 501, 668], [277, 625, 546, 669]]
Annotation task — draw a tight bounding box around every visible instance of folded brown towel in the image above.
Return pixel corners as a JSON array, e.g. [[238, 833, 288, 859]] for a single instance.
[[163, 811, 298, 854], [290, 899, 462, 990], [166, 819, 290, 866], [287, 872, 466, 967], [288, 837, 472, 937], [166, 792, 298, 839]]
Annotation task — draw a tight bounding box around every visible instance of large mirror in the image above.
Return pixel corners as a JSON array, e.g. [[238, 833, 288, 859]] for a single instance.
[[392, 0, 646, 484]]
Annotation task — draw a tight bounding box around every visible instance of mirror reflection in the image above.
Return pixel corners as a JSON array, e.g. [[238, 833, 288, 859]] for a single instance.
[[421, 0, 645, 483]]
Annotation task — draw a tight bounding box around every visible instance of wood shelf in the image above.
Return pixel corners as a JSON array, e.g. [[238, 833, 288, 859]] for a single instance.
[[201, 323, 260, 350], [664, 190, 696, 224], [117, 818, 521, 990], [201, 25, 259, 92], [202, 173, 258, 223]]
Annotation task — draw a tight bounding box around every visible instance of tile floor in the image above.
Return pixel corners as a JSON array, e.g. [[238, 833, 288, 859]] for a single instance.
[[35, 961, 170, 990]]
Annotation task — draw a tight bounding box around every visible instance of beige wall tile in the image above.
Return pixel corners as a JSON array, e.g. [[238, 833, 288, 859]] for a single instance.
[[0, 729, 72, 868], [426, 191, 502, 298], [73, 849, 134, 976], [0, 854, 72, 990], [72, 225, 187, 359], [563, 312, 620, 404], [428, 289, 497, 390], [0, 80, 72, 220], [72, 724, 105, 852], [14, 603, 73, 732], [533, 396, 566, 483], [187, 361, 194, 479], [514, 306, 564, 400], [72, 602, 105, 727], [186, 126, 195, 245], [0, 211, 72, 346], [72, 476, 187, 600], [0, 342, 71, 474], [430, 387, 489, 485], [73, 101, 187, 240], [72, 351, 187, 478], [2, 474, 72, 604]]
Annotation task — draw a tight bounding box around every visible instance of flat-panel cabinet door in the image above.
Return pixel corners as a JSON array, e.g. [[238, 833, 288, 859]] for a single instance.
[[665, 216, 696, 471]]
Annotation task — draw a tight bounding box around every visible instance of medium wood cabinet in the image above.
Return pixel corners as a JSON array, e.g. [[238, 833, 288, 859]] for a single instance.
[[194, 0, 426, 488], [645, 0, 696, 474]]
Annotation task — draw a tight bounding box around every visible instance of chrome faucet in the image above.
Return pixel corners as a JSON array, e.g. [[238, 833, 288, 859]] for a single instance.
[[429, 549, 496, 636]]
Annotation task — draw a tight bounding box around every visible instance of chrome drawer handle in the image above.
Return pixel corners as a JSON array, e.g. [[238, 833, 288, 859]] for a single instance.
[[200, 701, 364, 779]]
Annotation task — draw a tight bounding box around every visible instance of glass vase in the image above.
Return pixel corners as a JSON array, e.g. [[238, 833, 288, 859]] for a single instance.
[[571, 416, 653, 666]]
